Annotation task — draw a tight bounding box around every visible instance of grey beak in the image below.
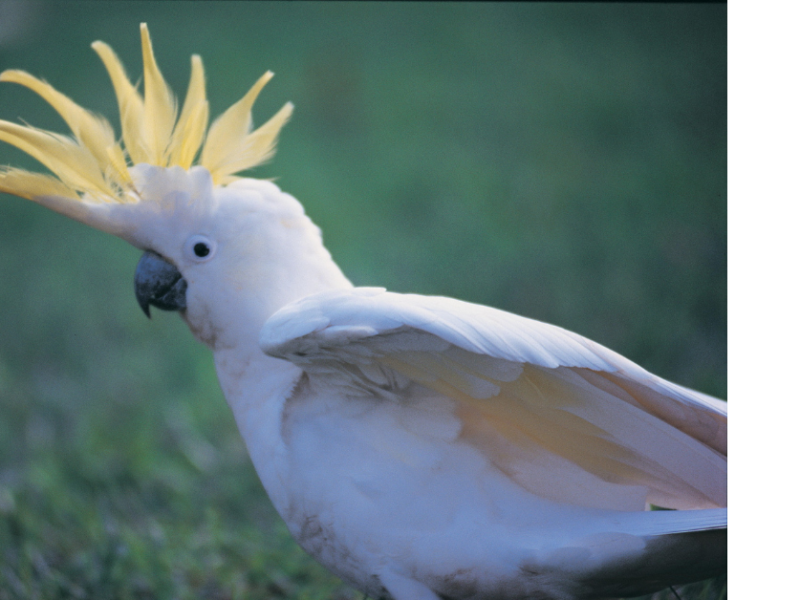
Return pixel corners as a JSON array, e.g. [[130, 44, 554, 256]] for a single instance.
[[134, 251, 187, 317]]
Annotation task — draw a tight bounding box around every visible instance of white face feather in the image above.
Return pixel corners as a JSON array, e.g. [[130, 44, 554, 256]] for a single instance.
[[114, 164, 352, 350]]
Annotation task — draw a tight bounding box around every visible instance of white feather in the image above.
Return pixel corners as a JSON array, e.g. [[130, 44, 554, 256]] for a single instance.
[[251, 286, 727, 597]]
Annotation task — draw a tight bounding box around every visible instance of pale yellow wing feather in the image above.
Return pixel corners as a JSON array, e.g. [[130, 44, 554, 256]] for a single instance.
[[583, 370, 727, 455], [382, 353, 725, 510], [260, 288, 728, 512]]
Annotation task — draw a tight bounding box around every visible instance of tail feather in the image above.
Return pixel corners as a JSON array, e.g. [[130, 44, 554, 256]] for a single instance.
[[579, 528, 727, 599], [532, 511, 727, 599]]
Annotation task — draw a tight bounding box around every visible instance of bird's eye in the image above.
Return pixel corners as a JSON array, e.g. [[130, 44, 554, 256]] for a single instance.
[[184, 235, 217, 262], [194, 242, 210, 257]]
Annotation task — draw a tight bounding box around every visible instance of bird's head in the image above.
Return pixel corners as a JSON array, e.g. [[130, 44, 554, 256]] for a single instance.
[[0, 24, 350, 351]]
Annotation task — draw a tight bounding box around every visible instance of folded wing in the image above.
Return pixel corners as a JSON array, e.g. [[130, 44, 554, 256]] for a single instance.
[[260, 287, 726, 512]]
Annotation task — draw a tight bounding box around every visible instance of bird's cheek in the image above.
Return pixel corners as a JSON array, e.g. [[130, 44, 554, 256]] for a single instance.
[[182, 294, 223, 349]]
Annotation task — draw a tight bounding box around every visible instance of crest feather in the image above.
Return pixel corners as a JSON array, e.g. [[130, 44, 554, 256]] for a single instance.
[[140, 23, 177, 166], [0, 24, 292, 205], [200, 71, 293, 185], [0, 121, 115, 197], [91, 40, 146, 166], [0, 70, 118, 172], [0, 167, 80, 202], [168, 55, 208, 169]]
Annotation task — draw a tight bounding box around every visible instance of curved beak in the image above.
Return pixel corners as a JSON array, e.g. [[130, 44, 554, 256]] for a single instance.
[[134, 251, 187, 317]]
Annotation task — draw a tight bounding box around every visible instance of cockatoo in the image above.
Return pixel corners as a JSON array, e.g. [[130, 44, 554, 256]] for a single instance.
[[0, 25, 725, 600]]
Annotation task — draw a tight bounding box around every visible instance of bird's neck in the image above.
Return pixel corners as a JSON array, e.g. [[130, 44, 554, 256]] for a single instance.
[[214, 340, 300, 454], [203, 209, 353, 490], [208, 243, 343, 497]]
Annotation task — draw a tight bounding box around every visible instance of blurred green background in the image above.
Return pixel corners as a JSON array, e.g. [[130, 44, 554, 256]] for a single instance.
[[0, 2, 725, 599]]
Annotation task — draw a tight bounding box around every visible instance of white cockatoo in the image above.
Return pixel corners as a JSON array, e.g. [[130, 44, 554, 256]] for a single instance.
[[0, 25, 725, 600]]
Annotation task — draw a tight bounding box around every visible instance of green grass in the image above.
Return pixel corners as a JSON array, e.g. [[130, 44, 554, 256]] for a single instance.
[[0, 3, 725, 599]]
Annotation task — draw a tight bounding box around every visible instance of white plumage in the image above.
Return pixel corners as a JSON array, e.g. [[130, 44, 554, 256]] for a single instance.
[[0, 25, 725, 600], [247, 287, 727, 598]]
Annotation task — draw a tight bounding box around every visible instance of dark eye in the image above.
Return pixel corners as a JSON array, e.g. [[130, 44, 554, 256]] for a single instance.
[[184, 234, 216, 262], [193, 242, 210, 258]]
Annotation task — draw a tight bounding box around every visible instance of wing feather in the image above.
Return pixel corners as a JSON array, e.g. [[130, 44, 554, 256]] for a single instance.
[[261, 288, 726, 511]]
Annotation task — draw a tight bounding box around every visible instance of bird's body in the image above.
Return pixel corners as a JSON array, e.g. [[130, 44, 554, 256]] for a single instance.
[[0, 26, 726, 600], [209, 188, 726, 598], [225, 339, 724, 600]]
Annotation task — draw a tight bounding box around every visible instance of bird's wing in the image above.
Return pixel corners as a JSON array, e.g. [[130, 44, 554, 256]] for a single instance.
[[260, 287, 726, 512]]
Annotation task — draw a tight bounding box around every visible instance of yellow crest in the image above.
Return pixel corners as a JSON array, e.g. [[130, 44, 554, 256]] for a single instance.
[[0, 23, 293, 204]]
